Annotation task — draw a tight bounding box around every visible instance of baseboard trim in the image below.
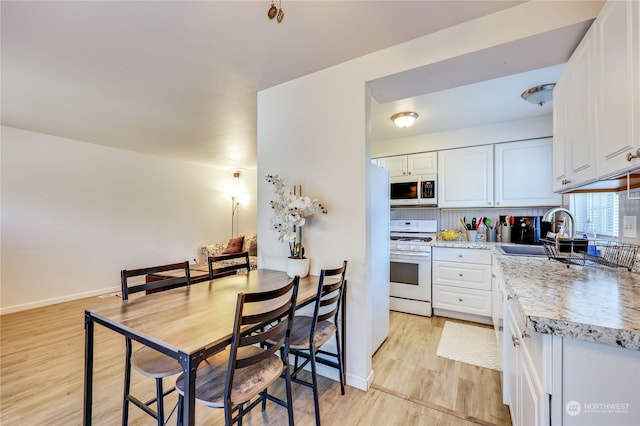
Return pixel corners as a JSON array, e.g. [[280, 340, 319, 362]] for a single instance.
[[0, 286, 121, 315]]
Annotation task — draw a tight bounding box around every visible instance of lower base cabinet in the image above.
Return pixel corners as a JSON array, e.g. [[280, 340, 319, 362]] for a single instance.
[[505, 296, 550, 426], [432, 247, 492, 323], [503, 290, 640, 426]]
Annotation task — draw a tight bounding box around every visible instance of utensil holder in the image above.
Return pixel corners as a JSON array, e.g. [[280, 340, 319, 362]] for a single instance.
[[502, 225, 511, 243]]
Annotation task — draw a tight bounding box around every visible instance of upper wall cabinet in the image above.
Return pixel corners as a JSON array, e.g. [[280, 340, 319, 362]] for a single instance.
[[554, 0, 640, 188], [438, 145, 494, 208], [378, 152, 437, 177], [596, 0, 640, 177], [495, 139, 561, 207], [553, 27, 598, 192]]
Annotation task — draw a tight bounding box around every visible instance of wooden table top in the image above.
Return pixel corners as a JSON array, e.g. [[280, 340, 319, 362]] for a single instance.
[[87, 269, 319, 356]]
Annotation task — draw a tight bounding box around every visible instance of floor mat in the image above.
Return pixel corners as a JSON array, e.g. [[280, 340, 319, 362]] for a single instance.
[[436, 321, 500, 371]]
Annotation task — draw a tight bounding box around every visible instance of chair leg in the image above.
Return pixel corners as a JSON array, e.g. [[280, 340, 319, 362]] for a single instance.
[[122, 339, 133, 426], [309, 349, 321, 426], [224, 403, 233, 426], [155, 378, 164, 426], [334, 331, 345, 395], [177, 394, 184, 426], [284, 363, 295, 426]]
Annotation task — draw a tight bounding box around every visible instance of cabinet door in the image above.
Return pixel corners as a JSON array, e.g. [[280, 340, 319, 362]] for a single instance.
[[378, 156, 407, 177], [520, 351, 550, 426], [565, 34, 597, 187], [494, 139, 561, 207], [407, 152, 437, 175], [438, 145, 494, 208], [553, 74, 568, 192], [597, 0, 639, 176], [506, 301, 521, 424]]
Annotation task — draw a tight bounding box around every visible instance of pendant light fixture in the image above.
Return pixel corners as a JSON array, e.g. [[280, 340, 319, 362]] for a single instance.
[[521, 84, 556, 106], [267, 0, 284, 23], [391, 111, 418, 128]]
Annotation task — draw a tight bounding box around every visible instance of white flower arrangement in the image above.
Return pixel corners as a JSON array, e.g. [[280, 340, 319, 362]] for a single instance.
[[266, 174, 327, 258]]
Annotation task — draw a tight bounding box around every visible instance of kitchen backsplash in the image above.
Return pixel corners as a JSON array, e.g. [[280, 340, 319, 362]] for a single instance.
[[390, 207, 550, 232]]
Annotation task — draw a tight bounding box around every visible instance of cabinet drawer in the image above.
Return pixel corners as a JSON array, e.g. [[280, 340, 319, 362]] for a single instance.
[[432, 261, 491, 291], [433, 247, 491, 264], [433, 285, 491, 316]]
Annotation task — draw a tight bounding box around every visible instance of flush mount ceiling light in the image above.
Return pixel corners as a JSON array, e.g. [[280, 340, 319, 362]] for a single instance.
[[521, 84, 556, 106], [391, 111, 418, 128]]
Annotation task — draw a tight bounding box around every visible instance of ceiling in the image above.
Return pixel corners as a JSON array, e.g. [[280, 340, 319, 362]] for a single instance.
[[1, 1, 597, 169]]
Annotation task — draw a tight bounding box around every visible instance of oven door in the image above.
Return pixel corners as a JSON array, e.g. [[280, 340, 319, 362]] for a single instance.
[[389, 251, 431, 301]]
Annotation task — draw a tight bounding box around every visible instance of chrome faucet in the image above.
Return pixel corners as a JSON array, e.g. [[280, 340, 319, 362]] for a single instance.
[[542, 207, 576, 238]]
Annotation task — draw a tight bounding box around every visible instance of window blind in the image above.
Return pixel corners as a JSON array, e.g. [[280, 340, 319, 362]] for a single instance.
[[570, 192, 619, 237]]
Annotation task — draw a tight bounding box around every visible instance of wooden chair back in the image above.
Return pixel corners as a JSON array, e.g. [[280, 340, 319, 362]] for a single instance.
[[207, 251, 251, 279], [225, 276, 300, 400], [310, 260, 348, 337], [120, 261, 191, 300]]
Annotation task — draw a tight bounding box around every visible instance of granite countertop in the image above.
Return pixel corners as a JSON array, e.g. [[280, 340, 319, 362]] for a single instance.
[[493, 253, 640, 350]]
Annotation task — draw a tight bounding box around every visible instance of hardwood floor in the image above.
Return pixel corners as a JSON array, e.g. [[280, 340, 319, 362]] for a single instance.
[[0, 297, 511, 425]]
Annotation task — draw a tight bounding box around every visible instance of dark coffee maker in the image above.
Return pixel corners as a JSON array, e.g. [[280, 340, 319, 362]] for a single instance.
[[511, 216, 542, 244]]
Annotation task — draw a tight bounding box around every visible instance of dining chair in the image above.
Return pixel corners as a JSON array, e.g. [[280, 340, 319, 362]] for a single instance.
[[287, 260, 348, 426], [175, 275, 300, 425], [207, 251, 251, 279], [120, 261, 192, 426]]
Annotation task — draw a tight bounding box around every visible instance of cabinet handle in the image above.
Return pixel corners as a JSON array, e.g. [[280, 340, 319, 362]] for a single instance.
[[459, 273, 463, 277], [507, 294, 513, 300], [458, 254, 463, 258], [627, 149, 640, 162], [522, 330, 531, 339], [561, 179, 571, 185], [458, 298, 463, 302], [511, 335, 520, 346]]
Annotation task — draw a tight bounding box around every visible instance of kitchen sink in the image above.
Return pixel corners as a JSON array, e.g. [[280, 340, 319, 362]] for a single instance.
[[497, 244, 548, 257]]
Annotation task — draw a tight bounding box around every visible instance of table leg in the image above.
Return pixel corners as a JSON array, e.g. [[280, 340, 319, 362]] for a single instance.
[[180, 352, 197, 426], [83, 312, 94, 426]]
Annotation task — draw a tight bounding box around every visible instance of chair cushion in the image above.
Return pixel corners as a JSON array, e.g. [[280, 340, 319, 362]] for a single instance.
[[288, 316, 337, 350], [222, 236, 245, 254], [131, 346, 182, 378], [175, 346, 284, 408]]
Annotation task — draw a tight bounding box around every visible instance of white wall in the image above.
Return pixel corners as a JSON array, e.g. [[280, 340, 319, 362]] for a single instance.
[[256, 1, 601, 391], [0, 126, 257, 313], [372, 115, 553, 158]]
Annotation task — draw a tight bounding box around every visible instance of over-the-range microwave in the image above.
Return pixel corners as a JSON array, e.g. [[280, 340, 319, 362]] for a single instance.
[[390, 174, 437, 206]]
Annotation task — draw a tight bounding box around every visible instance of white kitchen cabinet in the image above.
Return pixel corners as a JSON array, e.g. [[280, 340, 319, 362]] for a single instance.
[[501, 284, 640, 426], [505, 296, 550, 426], [553, 29, 598, 192], [554, 0, 640, 187], [438, 145, 494, 208], [432, 247, 492, 322], [552, 72, 568, 192], [494, 139, 561, 206], [596, 0, 640, 177], [378, 152, 437, 177]]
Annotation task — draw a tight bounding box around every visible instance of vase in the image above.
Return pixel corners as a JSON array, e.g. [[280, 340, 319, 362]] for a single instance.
[[286, 257, 309, 278]]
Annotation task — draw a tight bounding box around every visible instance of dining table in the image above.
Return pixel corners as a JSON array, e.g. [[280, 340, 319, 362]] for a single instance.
[[83, 268, 346, 426]]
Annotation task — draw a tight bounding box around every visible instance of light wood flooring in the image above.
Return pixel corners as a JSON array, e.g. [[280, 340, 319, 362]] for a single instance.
[[1, 296, 511, 425]]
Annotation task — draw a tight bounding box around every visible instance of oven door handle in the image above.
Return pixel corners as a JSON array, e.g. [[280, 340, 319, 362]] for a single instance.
[[390, 252, 431, 259]]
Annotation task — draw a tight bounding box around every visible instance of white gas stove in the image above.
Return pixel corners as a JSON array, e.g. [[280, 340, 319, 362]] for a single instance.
[[389, 220, 437, 316]]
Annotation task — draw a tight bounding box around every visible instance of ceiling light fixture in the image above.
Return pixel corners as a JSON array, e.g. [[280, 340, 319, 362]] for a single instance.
[[391, 111, 418, 128], [267, 0, 284, 23], [521, 84, 556, 106]]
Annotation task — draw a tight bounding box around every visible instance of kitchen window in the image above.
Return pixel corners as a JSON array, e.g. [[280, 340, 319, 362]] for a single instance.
[[570, 192, 619, 237]]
